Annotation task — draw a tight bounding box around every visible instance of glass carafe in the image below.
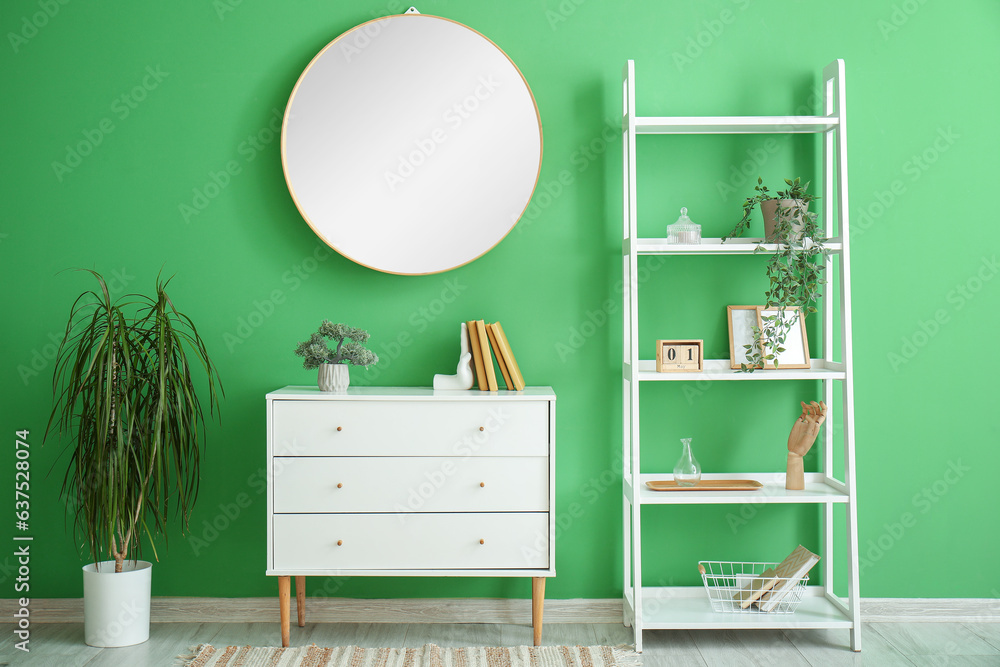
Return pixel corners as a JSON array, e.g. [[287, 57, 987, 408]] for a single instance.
[[673, 437, 701, 487]]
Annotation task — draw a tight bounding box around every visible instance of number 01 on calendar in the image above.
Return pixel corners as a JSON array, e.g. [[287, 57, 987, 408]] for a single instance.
[[655, 339, 704, 372]]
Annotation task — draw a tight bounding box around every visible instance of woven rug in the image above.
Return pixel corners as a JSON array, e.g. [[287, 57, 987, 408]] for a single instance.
[[179, 643, 640, 667]]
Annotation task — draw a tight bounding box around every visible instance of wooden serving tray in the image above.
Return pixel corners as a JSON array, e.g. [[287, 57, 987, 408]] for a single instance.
[[646, 480, 763, 491]]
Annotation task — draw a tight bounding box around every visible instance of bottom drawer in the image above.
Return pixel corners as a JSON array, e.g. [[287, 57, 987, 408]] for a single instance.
[[273, 513, 548, 570]]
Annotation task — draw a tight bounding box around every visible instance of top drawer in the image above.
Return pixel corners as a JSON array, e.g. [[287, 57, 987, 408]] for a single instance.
[[271, 400, 549, 456]]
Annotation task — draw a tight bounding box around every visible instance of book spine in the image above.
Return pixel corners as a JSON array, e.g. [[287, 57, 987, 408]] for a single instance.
[[485, 324, 512, 390], [475, 320, 498, 391], [467, 320, 487, 390]]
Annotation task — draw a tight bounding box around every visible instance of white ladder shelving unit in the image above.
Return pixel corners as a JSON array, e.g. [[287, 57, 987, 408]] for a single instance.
[[620, 59, 860, 652]]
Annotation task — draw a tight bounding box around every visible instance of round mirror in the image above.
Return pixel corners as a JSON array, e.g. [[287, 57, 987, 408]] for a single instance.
[[281, 13, 543, 275]]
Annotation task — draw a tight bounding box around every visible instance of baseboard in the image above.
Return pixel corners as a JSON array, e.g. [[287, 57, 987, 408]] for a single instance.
[[2, 597, 624, 624], [5, 597, 998, 624], [861, 598, 1000, 623]]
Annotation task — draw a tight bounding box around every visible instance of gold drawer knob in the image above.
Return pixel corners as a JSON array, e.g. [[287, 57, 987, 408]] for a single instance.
[[479, 539, 485, 545], [337, 540, 343, 546], [480, 482, 485, 488], [479, 426, 485, 431], [337, 426, 343, 432], [337, 483, 343, 489]]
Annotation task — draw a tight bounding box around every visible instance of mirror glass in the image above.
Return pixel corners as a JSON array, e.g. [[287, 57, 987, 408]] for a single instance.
[[281, 14, 542, 275]]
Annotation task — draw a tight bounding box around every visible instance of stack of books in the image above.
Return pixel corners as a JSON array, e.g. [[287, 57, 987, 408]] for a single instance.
[[466, 320, 525, 391], [733, 545, 820, 612]]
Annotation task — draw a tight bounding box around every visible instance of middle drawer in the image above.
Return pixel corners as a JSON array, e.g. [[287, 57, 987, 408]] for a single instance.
[[273, 456, 548, 513]]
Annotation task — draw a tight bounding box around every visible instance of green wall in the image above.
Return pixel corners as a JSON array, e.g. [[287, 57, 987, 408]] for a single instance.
[[2, 0, 998, 601]]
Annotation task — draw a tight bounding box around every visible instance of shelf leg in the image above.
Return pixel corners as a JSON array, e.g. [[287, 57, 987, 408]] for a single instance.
[[531, 577, 545, 646], [278, 576, 290, 647], [295, 576, 306, 627]]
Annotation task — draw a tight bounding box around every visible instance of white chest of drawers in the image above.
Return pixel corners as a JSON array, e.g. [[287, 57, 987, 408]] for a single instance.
[[266, 385, 556, 646]]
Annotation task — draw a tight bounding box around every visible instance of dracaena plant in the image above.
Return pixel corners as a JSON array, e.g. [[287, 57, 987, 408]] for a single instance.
[[294, 321, 379, 369], [45, 270, 222, 572]]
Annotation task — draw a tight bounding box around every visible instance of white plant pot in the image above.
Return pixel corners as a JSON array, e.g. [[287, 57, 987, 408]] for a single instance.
[[318, 363, 349, 392], [82, 560, 152, 647]]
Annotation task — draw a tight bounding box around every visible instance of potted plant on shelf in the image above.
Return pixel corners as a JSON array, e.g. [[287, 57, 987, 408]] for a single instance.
[[45, 270, 222, 647], [724, 177, 820, 243], [724, 178, 830, 372], [294, 321, 379, 391]]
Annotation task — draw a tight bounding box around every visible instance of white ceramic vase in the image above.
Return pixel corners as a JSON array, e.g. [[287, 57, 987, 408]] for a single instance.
[[318, 363, 349, 392], [82, 560, 152, 647]]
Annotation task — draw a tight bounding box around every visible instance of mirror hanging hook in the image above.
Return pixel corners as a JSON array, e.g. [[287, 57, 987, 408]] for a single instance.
[[405, 7, 420, 13]]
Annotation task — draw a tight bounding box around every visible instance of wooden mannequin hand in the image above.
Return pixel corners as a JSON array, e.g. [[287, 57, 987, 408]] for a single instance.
[[787, 401, 827, 457], [785, 401, 826, 490]]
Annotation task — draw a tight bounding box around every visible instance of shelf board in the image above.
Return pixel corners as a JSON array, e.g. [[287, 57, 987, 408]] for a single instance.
[[629, 237, 843, 255], [631, 359, 846, 381], [637, 586, 854, 629], [636, 473, 848, 505], [633, 115, 839, 134]]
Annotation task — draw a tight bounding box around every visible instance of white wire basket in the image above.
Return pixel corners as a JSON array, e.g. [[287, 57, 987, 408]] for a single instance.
[[699, 560, 808, 614]]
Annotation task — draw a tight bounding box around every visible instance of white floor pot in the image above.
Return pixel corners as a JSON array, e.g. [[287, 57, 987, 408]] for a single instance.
[[82, 560, 152, 647]]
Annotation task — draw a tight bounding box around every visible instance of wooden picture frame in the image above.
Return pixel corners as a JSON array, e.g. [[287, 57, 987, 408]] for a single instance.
[[655, 339, 703, 372], [757, 307, 810, 369], [727, 306, 761, 370]]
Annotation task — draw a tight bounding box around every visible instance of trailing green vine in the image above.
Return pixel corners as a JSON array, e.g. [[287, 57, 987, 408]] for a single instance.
[[723, 178, 829, 372]]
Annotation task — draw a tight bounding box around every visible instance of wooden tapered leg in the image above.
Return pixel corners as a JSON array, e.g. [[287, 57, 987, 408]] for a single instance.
[[295, 576, 306, 627], [531, 577, 545, 646], [278, 576, 291, 647]]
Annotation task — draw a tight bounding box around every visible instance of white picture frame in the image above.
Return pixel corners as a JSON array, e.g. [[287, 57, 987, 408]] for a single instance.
[[757, 306, 811, 369], [727, 305, 760, 370]]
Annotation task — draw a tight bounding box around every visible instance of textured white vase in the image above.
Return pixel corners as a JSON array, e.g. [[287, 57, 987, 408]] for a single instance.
[[82, 560, 152, 647], [318, 363, 349, 392]]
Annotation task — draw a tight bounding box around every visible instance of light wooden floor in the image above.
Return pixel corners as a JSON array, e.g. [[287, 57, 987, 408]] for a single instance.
[[1, 621, 998, 666]]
